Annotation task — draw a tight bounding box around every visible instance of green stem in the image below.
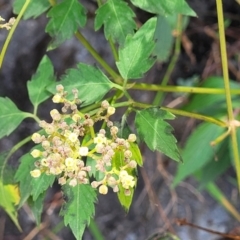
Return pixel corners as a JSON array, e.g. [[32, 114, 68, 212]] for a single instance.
[[161, 107, 227, 127], [88, 218, 105, 240], [75, 32, 122, 84], [132, 83, 240, 95], [205, 182, 240, 221], [109, 37, 119, 61], [0, 0, 31, 69], [153, 14, 182, 105], [216, 0, 240, 191]]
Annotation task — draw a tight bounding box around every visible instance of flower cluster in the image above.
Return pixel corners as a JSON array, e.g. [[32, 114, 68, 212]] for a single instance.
[[0, 16, 15, 30], [31, 85, 138, 195]]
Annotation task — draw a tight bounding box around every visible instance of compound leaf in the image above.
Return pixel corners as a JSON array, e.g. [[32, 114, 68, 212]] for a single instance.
[[130, 0, 196, 16], [46, 0, 86, 47], [27, 55, 55, 109], [13, 0, 50, 19], [95, 0, 136, 46], [0, 98, 29, 138], [135, 108, 181, 162], [116, 17, 157, 80], [48, 63, 114, 106], [61, 184, 97, 240]]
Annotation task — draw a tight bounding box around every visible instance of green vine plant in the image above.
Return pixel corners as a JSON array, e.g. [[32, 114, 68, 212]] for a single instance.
[[0, 0, 240, 239]]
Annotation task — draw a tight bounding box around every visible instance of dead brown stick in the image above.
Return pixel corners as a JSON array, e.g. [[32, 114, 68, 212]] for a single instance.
[[176, 218, 240, 239]]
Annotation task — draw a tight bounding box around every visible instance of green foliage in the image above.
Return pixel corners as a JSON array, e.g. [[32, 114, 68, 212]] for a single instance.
[[135, 108, 181, 162], [2, 0, 240, 238], [46, 0, 87, 48], [28, 193, 45, 225], [95, 0, 136, 46], [61, 184, 97, 240], [112, 149, 135, 211], [116, 17, 157, 79], [48, 63, 114, 106], [130, 0, 196, 16], [0, 98, 29, 138], [27, 55, 55, 110], [13, 0, 50, 19], [15, 152, 54, 205], [154, 15, 174, 62], [183, 76, 240, 114], [0, 152, 21, 230], [172, 123, 225, 187]]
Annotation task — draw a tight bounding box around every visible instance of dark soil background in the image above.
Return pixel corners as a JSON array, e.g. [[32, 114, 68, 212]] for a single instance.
[[1, 0, 240, 240]]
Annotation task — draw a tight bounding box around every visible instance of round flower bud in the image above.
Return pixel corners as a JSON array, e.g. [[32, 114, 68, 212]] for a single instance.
[[124, 150, 132, 158], [79, 147, 89, 156], [99, 185, 108, 195], [69, 178, 78, 187], [110, 126, 118, 135], [107, 106, 115, 116], [68, 132, 78, 143], [56, 84, 64, 92], [30, 169, 41, 178], [50, 109, 61, 121], [91, 181, 100, 188], [107, 176, 117, 186], [101, 100, 109, 109], [32, 133, 42, 143], [42, 140, 50, 149], [128, 134, 137, 142], [58, 177, 66, 185], [31, 149, 41, 158], [128, 160, 137, 168], [52, 94, 62, 103]]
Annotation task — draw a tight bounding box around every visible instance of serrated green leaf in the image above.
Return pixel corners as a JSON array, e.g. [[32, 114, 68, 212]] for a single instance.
[[183, 76, 240, 115], [117, 182, 134, 211], [61, 184, 97, 240], [0, 98, 29, 138], [154, 15, 174, 62], [15, 153, 33, 207], [135, 108, 181, 162], [130, 0, 196, 16], [13, 0, 50, 19], [15, 151, 55, 204], [46, 0, 87, 48], [95, 0, 136, 46], [172, 123, 225, 187], [28, 193, 45, 225], [27, 55, 55, 109], [0, 153, 21, 230], [116, 17, 157, 80], [31, 173, 55, 201], [48, 63, 114, 106]]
